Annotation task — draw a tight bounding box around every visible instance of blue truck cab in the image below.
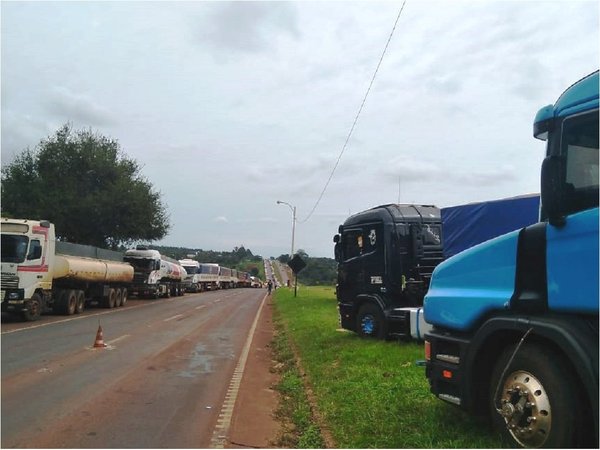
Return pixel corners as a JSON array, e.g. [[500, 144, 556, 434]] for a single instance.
[[424, 71, 599, 448]]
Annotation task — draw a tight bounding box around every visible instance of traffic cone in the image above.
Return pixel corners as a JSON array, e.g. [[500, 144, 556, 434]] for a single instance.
[[93, 325, 107, 348]]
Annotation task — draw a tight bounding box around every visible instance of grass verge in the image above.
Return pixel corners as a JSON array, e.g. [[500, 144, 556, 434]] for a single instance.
[[272, 286, 504, 448]]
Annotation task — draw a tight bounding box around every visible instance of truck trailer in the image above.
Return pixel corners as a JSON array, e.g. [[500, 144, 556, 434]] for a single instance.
[[1, 218, 134, 321], [333, 204, 444, 340], [424, 72, 598, 447], [441, 194, 540, 259]]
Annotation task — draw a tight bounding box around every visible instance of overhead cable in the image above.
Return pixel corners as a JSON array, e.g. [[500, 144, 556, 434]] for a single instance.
[[298, 0, 408, 224]]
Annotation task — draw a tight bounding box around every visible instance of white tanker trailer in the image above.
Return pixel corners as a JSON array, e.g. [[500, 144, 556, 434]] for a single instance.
[[124, 247, 187, 299], [1, 218, 134, 321]]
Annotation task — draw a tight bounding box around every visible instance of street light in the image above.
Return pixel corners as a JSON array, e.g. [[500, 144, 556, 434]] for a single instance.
[[276, 200, 296, 257]]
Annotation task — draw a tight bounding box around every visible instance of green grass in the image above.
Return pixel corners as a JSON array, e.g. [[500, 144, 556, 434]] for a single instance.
[[272, 286, 504, 448]]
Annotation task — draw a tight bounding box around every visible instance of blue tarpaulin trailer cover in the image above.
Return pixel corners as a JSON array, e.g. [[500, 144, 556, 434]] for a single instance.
[[441, 194, 540, 258]]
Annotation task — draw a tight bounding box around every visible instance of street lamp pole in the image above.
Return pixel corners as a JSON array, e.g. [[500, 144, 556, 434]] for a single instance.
[[276, 200, 296, 257]]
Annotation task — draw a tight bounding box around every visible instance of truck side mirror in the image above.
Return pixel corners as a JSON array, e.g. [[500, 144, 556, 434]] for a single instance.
[[541, 155, 566, 226]]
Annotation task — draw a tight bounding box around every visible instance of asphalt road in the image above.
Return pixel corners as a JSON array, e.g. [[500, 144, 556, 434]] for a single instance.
[[1, 288, 267, 448]]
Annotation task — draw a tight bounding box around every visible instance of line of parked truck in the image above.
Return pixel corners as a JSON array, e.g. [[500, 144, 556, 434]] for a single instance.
[[333, 71, 598, 448], [0, 223, 262, 322]]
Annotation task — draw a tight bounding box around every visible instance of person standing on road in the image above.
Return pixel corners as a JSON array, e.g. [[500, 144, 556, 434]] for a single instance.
[[267, 279, 273, 295]]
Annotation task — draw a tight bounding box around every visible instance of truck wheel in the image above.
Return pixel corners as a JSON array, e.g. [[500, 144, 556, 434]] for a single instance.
[[114, 289, 123, 307], [75, 290, 85, 314], [356, 303, 386, 339], [489, 342, 583, 448], [66, 290, 77, 315], [105, 289, 116, 308], [22, 293, 43, 321], [121, 289, 128, 306]]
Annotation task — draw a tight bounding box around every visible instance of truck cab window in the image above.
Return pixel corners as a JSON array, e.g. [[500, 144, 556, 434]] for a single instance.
[[27, 239, 42, 260], [562, 110, 599, 215], [342, 230, 363, 261]]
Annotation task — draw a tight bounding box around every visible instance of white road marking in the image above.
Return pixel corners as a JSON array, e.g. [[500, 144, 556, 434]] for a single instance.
[[163, 314, 184, 322], [195, 305, 207, 310], [210, 293, 268, 448], [107, 334, 131, 345]]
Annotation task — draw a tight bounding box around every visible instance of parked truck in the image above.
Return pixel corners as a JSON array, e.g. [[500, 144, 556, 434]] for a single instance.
[[1, 218, 134, 321], [333, 204, 444, 340], [179, 258, 202, 292], [124, 246, 187, 298], [424, 71, 599, 448]]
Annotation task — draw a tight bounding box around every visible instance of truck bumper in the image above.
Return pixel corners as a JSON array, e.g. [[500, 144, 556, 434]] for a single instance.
[[425, 329, 471, 410], [338, 302, 355, 331], [1, 289, 26, 313]]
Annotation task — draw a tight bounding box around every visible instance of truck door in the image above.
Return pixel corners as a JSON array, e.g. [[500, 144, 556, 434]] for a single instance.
[[337, 227, 365, 301]]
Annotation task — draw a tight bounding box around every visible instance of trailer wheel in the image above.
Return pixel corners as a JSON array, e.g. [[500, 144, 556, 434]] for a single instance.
[[105, 289, 116, 308], [121, 288, 128, 306], [114, 289, 123, 307], [22, 293, 43, 321], [489, 342, 584, 448], [75, 290, 85, 314], [66, 290, 77, 315], [356, 303, 386, 339]]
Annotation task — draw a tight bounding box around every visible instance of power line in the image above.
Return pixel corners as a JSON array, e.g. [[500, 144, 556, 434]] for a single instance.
[[298, 0, 408, 224]]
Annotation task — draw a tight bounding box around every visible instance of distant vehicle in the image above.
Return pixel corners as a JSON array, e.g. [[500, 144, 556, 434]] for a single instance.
[[124, 246, 187, 298], [1, 218, 133, 321], [425, 71, 599, 448], [198, 263, 220, 290], [250, 276, 262, 288], [179, 258, 202, 292], [333, 204, 444, 340]]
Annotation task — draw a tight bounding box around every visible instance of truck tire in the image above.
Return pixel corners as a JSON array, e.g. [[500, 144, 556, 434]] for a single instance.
[[105, 289, 116, 308], [356, 303, 387, 339], [65, 290, 77, 315], [22, 293, 43, 321], [114, 289, 123, 307], [121, 288, 128, 306], [75, 290, 85, 314], [489, 342, 584, 448]]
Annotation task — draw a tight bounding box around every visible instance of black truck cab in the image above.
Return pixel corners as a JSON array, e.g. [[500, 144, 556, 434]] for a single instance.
[[333, 204, 444, 339]]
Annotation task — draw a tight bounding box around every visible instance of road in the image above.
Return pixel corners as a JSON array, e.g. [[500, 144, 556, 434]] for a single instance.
[[1, 288, 267, 448]]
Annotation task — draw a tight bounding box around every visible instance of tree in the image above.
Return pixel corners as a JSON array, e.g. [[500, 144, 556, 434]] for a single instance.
[[1, 124, 170, 248]]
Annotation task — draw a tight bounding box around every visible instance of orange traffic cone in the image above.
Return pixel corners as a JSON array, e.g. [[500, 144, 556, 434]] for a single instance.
[[93, 325, 107, 348]]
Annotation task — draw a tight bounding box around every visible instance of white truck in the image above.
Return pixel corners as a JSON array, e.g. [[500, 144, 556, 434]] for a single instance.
[[179, 258, 202, 292], [1, 218, 134, 321], [124, 246, 187, 298], [198, 263, 220, 290]]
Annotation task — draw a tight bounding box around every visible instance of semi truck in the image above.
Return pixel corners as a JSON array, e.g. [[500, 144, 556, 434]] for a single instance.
[[179, 258, 202, 292], [1, 218, 134, 321], [424, 71, 599, 448], [124, 246, 187, 298], [198, 263, 220, 290], [333, 204, 444, 340]]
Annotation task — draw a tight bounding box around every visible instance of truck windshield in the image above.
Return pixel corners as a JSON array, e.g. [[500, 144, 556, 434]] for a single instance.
[[183, 266, 198, 274], [124, 257, 155, 271], [1, 235, 29, 263], [562, 110, 599, 215]]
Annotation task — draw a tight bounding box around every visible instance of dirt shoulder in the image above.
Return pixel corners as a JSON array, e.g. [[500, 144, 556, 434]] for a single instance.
[[225, 294, 281, 448]]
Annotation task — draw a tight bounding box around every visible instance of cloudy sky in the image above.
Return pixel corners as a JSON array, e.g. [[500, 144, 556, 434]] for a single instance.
[[2, 1, 598, 258]]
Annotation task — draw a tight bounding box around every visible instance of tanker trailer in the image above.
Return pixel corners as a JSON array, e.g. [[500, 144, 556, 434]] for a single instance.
[[124, 246, 187, 298], [1, 218, 134, 321]]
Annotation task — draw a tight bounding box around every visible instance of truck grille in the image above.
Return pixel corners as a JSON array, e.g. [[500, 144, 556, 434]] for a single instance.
[[133, 273, 148, 284], [1, 273, 19, 289]]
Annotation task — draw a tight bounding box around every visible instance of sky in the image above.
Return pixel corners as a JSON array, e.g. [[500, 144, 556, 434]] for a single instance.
[[2, 1, 598, 258]]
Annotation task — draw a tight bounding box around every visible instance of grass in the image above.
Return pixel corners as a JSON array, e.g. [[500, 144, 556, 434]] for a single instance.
[[272, 286, 504, 448]]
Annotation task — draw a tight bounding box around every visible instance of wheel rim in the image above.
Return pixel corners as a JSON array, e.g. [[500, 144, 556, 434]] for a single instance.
[[30, 298, 41, 317], [498, 370, 551, 447], [360, 314, 376, 335]]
